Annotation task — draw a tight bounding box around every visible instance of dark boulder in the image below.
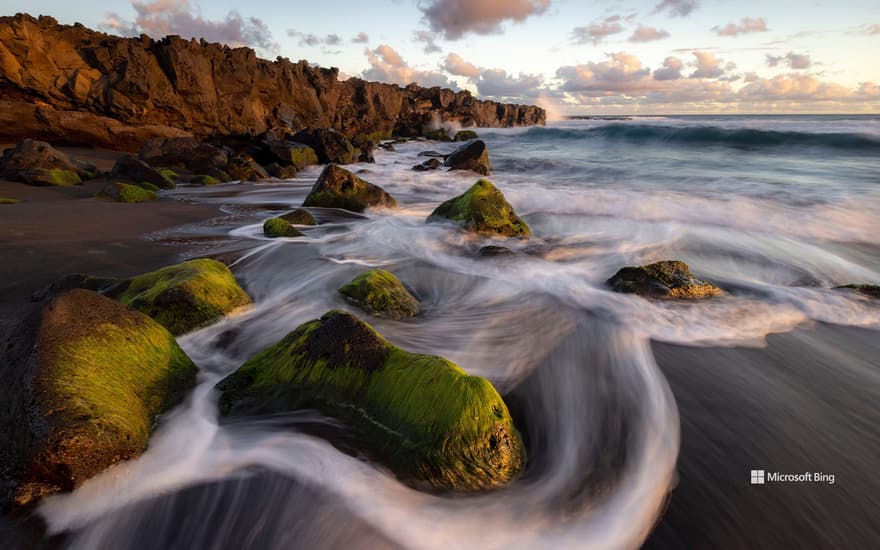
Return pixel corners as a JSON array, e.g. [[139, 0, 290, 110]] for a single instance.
[[444, 139, 491, 175], [292, 129, 359, 164], [454, 130, 479, 141], [607, 260, 723, 299], [111, 155, 176, 189], [226, 155, 269, 182], [264, 163, 297, 179], [0, 139, 83, 185], [139, 137, 229, 173], [302, 164, 397, 212], [412, 158, 442, 172]]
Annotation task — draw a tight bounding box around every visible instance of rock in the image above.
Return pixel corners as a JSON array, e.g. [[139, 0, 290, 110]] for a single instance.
[[190, 174, 221, 186], [424, 128, 452, 142], [226, 155, 269, 182], [302, 164, 397, 212], [835, 284, 880, 299], [264, 162, 297, 179], [454, 130, 479, 141], [377, 142, 396, 152], [292, 129, 359, 164], [444, 139, 491, 175], [358, 147, 375, 164], [106, 259, 252, 335], [132, 181, 161, 192], [0, 139, 78, 178], [417, 150, 447, 158], [157, 167, 179, 183], [428, 179, 531, 237], [15, 168, 82, 186], [98, 182, 157, 203], [0, 15, 545, 150], [0, 197, 20, 204], [478, 245, 514, 257], [607, 260, 723, 299], [0, 289, 197, 509], [216, 310, 523, 491], [111, 155, 176, 189], [208, 168, 233, 182], [261, 138, 319, 170], [139, 137, 229, 173], [279, 208, 317, 225], [339, 269, 420, 319], [412, 158, 442, 172], [263, 217, 304, 238]]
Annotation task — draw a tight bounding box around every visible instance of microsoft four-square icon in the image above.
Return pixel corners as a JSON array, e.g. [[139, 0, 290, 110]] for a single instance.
[[750, 470, 765, 485]]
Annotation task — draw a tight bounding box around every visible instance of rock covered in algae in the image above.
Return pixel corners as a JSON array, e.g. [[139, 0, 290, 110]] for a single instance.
[[217, 310, 524, 491], [279, 208, 317, 225], [108, 258, 251, 335], [338, 269, 420, 319], [98, 181, 157, 203], [607, 260, 722, 299], [263, 217, 304, 238], [302, 164, 397, 212], [428, 179, 531, 237], [1, 289, 197, 509]]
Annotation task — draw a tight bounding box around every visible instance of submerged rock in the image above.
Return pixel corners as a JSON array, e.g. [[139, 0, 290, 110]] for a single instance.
[[279, 208, 317, 226], [107, 259, 251, 335], [98, 182, 157, 203], [412, 158, 442, 172], [835, 284, 880, 299], [444, 139, 491, 175], [428, 179, 531, 237], [216, 310, 524, 490], [111, 155, 175, 189], [339, 269, 420, 319], [302, 164, 397, 212], [263, 217, 304, 238], [292, 129, 358, 165], [1, 289, 197, 509], [478, 245, 515, 257], [607, 260, 723, 299]]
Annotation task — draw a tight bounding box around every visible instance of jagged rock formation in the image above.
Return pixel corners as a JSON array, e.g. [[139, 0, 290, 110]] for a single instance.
[[0, 14, 545, 150]]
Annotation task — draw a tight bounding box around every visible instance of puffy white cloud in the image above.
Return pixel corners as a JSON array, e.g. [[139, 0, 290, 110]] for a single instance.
[[653, 56, 684, 80], [571, 17, 624, 45], [361, 45, 456, 89], [420, 0, 551, 39], [653, 0, 699, 17], [628, 25, 670, 43], [713, 17, 768, 37], [103, 0, 277, 52], [413, 31, 442, 53], [556, 53, 652, 93], [444, 53, 482, 78], [352, 32, 369, 44], [766, 52, 811, 69], [690, 50, 725, 79], [474, 68, 544, 98]]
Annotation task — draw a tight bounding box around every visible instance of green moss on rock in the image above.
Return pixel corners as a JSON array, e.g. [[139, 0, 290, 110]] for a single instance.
[[302, 164, 397, 212], [0, 197, 20, 204], [607, 260, 723, 299], [217, 310, 523, 490], [428, 179, 531, 237], [111, 259, 251, 335], [279, 208, 317, 225], [18, 168, 82, 186], [424, 128, 452, 142], [191, 174, 221, 186], [157, 168, 179, 183], [134, 181, 161, 192], [263, 217, 304, 238], [288, 144, 319, 170], [12, 289, 197, 507], [454, 130, 479, 141], [339, 269, 420, 319], [98, 182, 157, 203]]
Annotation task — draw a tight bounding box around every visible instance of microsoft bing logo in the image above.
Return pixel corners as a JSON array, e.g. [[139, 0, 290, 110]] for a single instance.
[[750, 470, 765, 484]]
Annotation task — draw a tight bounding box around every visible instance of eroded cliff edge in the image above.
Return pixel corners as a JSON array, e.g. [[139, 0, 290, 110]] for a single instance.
[[0, 14, 546, 150]]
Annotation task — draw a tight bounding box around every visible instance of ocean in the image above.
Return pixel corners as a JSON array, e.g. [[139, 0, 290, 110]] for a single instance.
[[28, 115, 880, 548]]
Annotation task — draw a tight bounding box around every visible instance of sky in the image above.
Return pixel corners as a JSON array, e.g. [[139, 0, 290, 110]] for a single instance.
[[6, 0, 880, 114]]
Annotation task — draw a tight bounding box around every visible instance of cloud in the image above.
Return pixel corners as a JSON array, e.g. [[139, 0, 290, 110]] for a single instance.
[[653, 56, 683, 80], [866, 24, 880, 34], [766, 52, 811, 69], [628, 25, 670, 43], [413, 30, 442, 53], [652, 0, 699, 17], [420, 0, 551, 40], [690, 50, 725, 79], [102, 0, 277, 52], [287, 29, 343, 48], [737, 73, 864, 102], [474, 68, 544, 98], [444, 53, 482, 78], [571, 17, 624, 45], [713, 17, 768, 37], [557, 53, 652, 93], [352, 32, 369, 44], [362, 44, 456, 88]]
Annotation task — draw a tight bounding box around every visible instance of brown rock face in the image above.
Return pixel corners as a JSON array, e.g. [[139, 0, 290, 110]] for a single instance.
[[0, 14, 546, 150]]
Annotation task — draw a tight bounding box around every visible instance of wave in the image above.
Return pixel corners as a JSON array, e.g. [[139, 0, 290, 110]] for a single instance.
[[522, 124, 880, 151]]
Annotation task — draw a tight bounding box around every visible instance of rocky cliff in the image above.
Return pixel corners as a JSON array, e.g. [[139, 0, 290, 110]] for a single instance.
[[0, 14, 545, 150]]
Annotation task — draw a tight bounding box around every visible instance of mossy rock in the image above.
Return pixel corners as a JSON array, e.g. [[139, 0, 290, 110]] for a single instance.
[[339, 269, 420, 319], [98, 182, 157, 203], [17, 168, 82, 186], [279, 208, 317, 226], [157, 167, 179, 183], [302, 164, 397, 212], [424, 128, 452, 142], [6, 289, 197, 508], [287, 144, 319, 170], [428, 179, 531, 237], [834, 284, 880, 299], [109, 259, 251, 335], [0, 197, 20, 204], [111, 155, 175, 189], [263, 217, 304, 238], [607, 260, 723, 299], [133, 181, 161, 192], [216, 310, 523, 491], [454, 130, 479, 141], [191, 174, 221, 186]]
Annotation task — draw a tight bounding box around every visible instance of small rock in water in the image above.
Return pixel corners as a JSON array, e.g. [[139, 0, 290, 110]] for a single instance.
[[263, 217, 304, 238], [444, 139, 491, 175], [338, 269, 420, 319], [607, 260, 723, 299], [428, 179, 531, 237], [478, 245, 515, 257], [279, 208, 317, 226], [302, 164, 397, 212], [412, 158, 442, 171]]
